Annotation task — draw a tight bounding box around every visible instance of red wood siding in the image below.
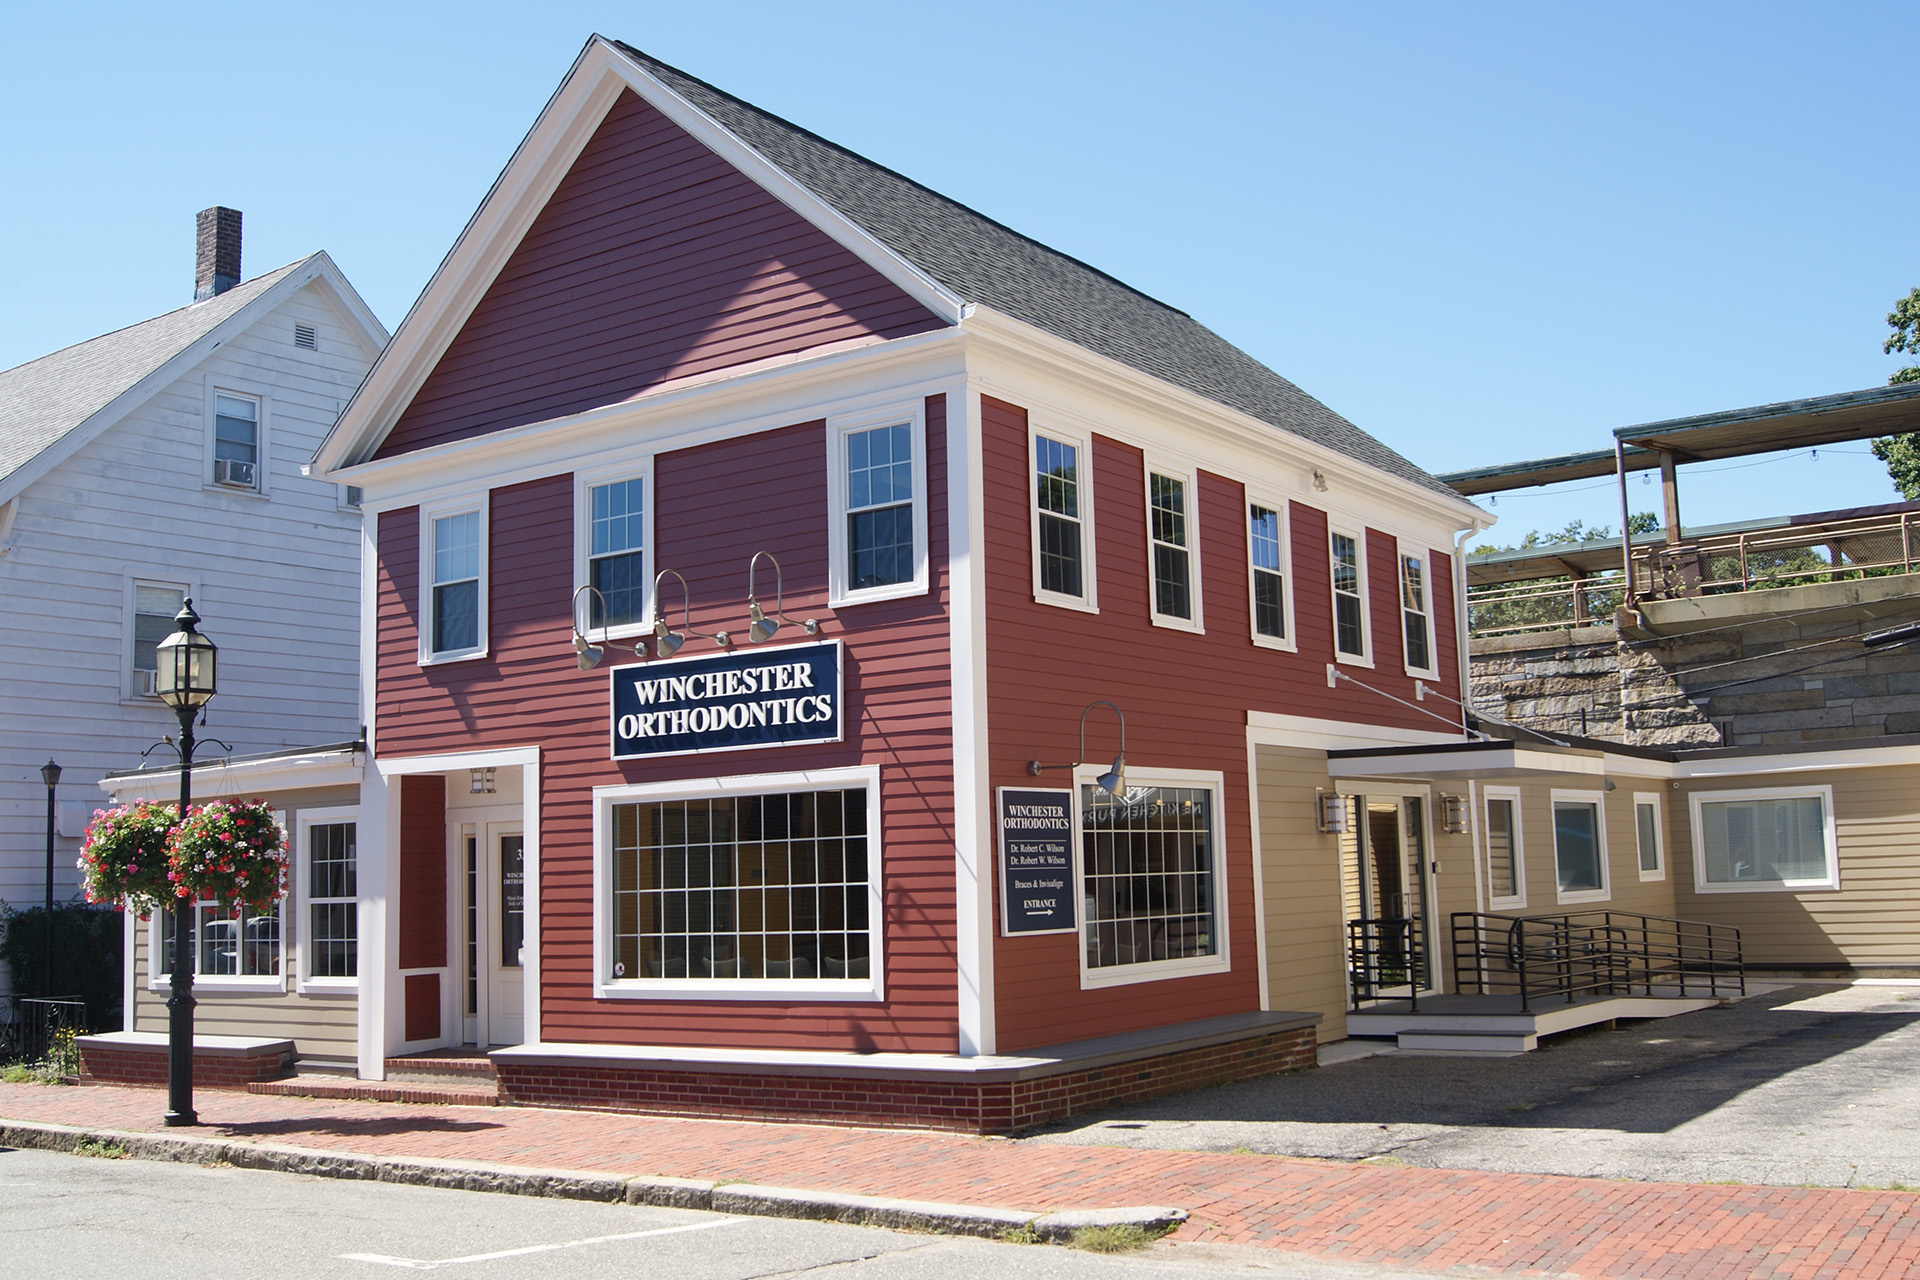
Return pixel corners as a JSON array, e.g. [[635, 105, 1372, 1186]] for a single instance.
[[981, 396, 1464, 1052], [373, 398, 955, 1053], [398, 774, 447, 970], [376, 90, 946, 459]]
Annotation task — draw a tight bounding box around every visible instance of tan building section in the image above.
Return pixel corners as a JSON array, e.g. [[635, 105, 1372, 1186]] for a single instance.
[[1253, 745, 1349, 1041], [1671, 766, 1920, 972]]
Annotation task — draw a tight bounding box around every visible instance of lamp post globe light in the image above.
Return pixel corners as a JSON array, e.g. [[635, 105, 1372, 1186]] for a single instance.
[[39, 760, 60, 998], [153, 599, 217, 1127]]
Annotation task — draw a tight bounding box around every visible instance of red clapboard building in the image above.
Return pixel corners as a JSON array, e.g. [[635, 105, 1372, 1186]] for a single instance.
[[312, 36, 1488, 1131]]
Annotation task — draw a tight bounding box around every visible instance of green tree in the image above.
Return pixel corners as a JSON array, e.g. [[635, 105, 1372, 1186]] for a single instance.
[[1466, 513, 1660, 633], [1869, 287, 1920, 498]]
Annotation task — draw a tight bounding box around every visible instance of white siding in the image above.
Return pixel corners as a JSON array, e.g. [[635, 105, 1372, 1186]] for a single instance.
[[0, 282, 378, 911]]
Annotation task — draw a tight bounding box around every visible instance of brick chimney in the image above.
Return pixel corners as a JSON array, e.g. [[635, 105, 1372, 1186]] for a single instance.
[[194, 207, 242, 300]]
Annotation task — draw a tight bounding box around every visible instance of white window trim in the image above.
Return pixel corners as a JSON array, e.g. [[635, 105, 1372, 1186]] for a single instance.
[[1687, 785, 1839, 893], [1633, 792, 1666, 883], [1245, 492, 1296, 652], [124, 572, 199, 704], [1028, 421, 1098, 613], [1483, 785, 1527, 910], [591, 764, 886, 1002], [1329, 525, 1373, 667], [296, 805, 361, 993], [573, 460, 656, 644], [201, 375, 270, 499], [1550, 788, 1611, 905], [1143, 458, 1204, 634], [1074, 765, 1231, 990], [826, 402, 929, 607], [1399, 547, 1440, 680], [419, 496, 489, 664], [148, 810, 290, 993]]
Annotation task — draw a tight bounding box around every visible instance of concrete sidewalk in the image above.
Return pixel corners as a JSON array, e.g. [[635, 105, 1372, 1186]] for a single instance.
[[1, 1080, 1915, 1279]]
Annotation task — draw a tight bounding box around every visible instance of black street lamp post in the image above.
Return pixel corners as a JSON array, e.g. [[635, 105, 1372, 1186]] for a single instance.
[[39, 760, 60, 997], [153, 600, 217, 1128]]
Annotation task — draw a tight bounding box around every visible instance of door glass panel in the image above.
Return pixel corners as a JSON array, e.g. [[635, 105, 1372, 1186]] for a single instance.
[[465, 835, 479, 1014], [500, 834, 524, 969]]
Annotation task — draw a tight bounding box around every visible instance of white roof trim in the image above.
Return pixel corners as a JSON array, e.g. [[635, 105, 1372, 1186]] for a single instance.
[[314, 35, 963, 477], [99, 746, 365, 803]]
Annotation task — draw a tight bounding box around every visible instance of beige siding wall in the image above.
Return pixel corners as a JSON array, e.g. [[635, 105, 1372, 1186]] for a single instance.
[[1671, 766, 1920, 970], [1254, 746, 1349, 1041], [130, 784, 361, 1062]]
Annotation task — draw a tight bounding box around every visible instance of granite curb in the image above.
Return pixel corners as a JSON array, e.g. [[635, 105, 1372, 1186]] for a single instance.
[[0, 1119, 1187, 1242]]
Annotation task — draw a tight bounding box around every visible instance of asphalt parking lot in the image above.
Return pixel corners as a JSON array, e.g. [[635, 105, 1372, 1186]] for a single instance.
[[1029, 981, 1920, 1189]]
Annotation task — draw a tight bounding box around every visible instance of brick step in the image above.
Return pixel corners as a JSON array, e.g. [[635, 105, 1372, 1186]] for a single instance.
[[249, 1074, 499, 1106]]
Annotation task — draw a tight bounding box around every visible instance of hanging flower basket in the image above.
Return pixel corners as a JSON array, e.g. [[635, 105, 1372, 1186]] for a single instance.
[[166, 799, 288, 912], [77, 801, 177, 914]]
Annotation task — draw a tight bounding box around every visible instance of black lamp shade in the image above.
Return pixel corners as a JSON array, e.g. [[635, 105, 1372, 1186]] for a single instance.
[[155, 600, 218, 710], [39, 760, 61, 790]]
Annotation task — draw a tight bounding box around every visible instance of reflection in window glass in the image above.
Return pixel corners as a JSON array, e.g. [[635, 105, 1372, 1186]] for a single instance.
[[1699, 795, 1828, 884], [1149, 473, 1191, 619], [1553, 800, 1603, 893], [1331, 533, 1365, 657], [1081, 786, 1216, 970], [847, 425, 913, 589], [307, 822, 357, 979], [1636, 801, 1661, 874], [432, 511, 480, 653], [1401, 554, 1432, 671], [1249, 505, 1286, 639], [1486, 797, 1517, 898], [589, 478, 646, 629]]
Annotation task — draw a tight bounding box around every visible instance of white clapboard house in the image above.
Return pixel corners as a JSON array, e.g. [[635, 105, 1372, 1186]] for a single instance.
[[0, 210, 386, 956]]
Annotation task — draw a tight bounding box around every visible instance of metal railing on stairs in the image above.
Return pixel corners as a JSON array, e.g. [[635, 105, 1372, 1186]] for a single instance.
[[1347, 917, 1425, 1012], [1451, 911, 1743, 1011]]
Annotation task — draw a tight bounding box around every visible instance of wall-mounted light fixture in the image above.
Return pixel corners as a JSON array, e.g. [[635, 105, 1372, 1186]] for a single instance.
[[1317, 790, 1349, 834], [1311, 469, 1329, 493], [1028, 700, 1126, 797], [745, 551, 818, 644], [652, 568, 730, 656], [469, 767, 496, 795], [1441, 793, 1470, 834]]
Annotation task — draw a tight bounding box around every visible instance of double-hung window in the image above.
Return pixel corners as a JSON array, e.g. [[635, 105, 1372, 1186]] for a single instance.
[[1551, 790, 1609, 903], [581, 472, 649, 633], [1032, 430, 1094, 608], [302, 811, 358, 984], [1400, 551, 1436, 676], [211, 391, 261, 491], [1146, 464, 1201, 630], [1634, 793, 1665, 882], [1247, 500, 1292, 648], [828, 407, 926, 605], [153, 809, 288, 990], [130, 580, 187, 698], [1689, 786, 1838, 892], [597, 766, 884, 999], [425, 504, 485, 660], [1330, 528, 1370, 663], [1077, 770, 1228, 987], [1483, 786, 1525, 908]]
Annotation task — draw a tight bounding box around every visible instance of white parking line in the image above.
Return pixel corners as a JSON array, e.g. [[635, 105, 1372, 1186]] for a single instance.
[[340, 1217, 741, 1269]]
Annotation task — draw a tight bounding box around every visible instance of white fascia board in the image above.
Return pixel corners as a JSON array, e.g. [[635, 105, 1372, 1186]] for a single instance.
[[1667, 742, 1920, 779], [340, 329, 967, 512], [99, 750, 364, 803], [963, 307, 1490, 542], [316, 36, 965, 477], [376, 746, 542, 775], [1246, 710, 1466, 753], [0, 255, 334, 508]]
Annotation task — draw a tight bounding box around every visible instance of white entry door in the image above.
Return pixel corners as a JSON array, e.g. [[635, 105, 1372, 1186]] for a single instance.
[[461, 823, 526, 1047]]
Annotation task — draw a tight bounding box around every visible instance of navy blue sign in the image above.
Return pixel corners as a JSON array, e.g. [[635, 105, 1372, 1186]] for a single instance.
[[998, 788, 1076, 936], [611, 639, 843, 760]]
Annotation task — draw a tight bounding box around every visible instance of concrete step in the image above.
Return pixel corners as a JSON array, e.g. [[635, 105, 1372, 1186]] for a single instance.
[[1396, 1029, 1537, 1056], [383, 1054, 498, 1086], [249, 1074, 499, 1106]]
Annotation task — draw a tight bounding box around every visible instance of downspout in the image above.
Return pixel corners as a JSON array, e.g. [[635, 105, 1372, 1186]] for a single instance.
[[1615, 439, 1633, 610], [1454, 527, 1475, 738]]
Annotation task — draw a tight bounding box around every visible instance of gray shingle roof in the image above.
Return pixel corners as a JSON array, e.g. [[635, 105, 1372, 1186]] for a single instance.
[[618, 43, 1454, 500], [0, 259, 305, 491]]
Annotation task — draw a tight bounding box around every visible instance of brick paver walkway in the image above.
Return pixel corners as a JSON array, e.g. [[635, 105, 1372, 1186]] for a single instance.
[[3, 1082, 1915, 1278]]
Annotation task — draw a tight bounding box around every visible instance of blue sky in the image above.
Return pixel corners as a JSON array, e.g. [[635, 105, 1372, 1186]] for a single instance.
[[4, 2, 1916, 547]]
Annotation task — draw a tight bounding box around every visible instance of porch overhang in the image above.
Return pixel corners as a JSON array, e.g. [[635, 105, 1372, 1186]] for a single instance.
[[1327, 738, 1611, 781]]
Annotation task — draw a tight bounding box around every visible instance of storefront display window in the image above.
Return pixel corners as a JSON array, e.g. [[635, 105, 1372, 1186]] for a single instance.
[[1079, 779, 1226, 987]]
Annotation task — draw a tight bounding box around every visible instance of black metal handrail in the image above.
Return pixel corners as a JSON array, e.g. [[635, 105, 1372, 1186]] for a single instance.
[[1451, 911, 1743, 1011], [1348, 917, 1424, 1012], [3, 996, 89, 1065]]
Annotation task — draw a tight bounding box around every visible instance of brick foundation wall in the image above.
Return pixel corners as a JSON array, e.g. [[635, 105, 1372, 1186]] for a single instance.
[[79, 1043, 292, 1090], [497, 1025, 1316, 1134]]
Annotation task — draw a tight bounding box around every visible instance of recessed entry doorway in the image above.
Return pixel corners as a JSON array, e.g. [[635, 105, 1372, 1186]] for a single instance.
[[1338, 790, 1437, 999], [459, 821, 525, 1048]]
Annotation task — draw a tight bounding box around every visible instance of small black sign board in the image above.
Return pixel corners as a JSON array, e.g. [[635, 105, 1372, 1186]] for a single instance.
[[610, 639, 843, 760], [997, 787, 1076, 936]]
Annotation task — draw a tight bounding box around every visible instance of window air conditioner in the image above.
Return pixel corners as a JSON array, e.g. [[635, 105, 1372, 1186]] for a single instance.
[[214, 459, 257, 489], [135, 667, 157, 696]]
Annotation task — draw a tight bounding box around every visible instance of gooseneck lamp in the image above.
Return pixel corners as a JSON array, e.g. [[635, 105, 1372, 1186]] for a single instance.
[[745, 552, 819, 644], [1028, 700, 1127, 798]]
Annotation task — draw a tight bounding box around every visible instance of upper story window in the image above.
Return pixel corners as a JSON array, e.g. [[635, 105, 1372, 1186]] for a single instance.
[[425, 505, 485, 660], [1330, 528, 1371, 663], [212, 392, 261, 491], [587, 475, 648, 632], [130, 580, 186, 698], [1400, 551, 1436, 676], [1248, 500, 1293, 649], [1146, 464, 1202, 631], [1689, 786, 1838, 892], [827, 405, 927, 606], [1032, 430, 1094, 609]]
